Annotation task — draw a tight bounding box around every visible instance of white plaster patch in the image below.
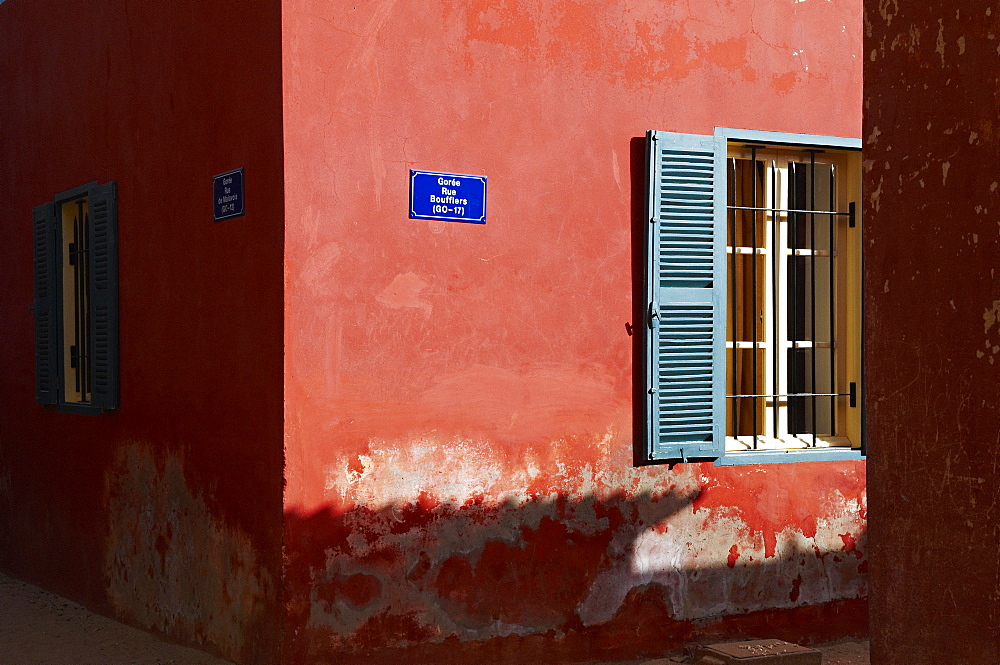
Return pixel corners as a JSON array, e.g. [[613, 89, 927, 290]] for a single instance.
[[984, 300, 1000, 334], [942, 161, 950, 185], [958, 36, 966, 54], [870, 176, 884, 212], [300, 242, 343, 297], [611, 149, 623, 193], [936, 19, 946, 64], [326, 437, 505, 504], [879, 0, 900, 26], [580, 501, 867, 623], [376, 272, 433, 318]]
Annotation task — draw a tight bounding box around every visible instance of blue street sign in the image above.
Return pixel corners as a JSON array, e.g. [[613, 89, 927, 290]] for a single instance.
[[409, 170, 487, 224], [214, 168, 245, 221]]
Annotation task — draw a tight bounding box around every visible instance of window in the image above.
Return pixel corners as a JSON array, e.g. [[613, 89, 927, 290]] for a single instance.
[[33, 181, 119, 413], [644, 129, 862, 464]]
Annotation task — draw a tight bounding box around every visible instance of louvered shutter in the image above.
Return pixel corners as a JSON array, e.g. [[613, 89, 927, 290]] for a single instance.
[[645, 131, 725, 462], [87, 182, 119, 410], [32, 201, 59, 405]]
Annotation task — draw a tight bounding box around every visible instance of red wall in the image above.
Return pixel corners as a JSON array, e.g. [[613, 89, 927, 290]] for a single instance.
[[281, 1, 866, 663], [865, 1, 1000, 663], [0, 2, 285, 664]]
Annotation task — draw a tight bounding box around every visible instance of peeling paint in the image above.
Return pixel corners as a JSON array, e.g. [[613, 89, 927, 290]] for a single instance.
[[286, 437, 866, 659], [281, 0, 868, 661], [936, 19, 946, 63], [984, 300, 1000, 334], [104, 445, 274, 663]]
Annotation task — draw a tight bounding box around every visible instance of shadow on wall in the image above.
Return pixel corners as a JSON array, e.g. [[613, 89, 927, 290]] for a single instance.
[[283, 489, 867, 665], [281, 136, 867, 664]]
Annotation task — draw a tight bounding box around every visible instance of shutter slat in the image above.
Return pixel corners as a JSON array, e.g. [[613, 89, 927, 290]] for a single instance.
[[87, 182, 119, 411], [33, 202, 58, 405], [646, 131, 726, 462]]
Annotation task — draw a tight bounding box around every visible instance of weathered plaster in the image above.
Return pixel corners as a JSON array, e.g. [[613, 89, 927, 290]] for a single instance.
[[282, 0, 865, 662], [284, 435, 866, 661], [866, 0, 1000, 662], [105, 445, 274, 663]]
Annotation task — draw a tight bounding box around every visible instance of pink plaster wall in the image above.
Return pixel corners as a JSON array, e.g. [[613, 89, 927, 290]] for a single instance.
[[280, 1, 866, 662]]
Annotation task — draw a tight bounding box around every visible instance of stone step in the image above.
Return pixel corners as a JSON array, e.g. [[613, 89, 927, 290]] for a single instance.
[[693, 639, 822, 665]]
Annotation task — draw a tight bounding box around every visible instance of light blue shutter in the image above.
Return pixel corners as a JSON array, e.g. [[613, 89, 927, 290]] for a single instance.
[[645, 131, 725, 462], [87, 182, 119, 411], [32, 201, 59, 405]]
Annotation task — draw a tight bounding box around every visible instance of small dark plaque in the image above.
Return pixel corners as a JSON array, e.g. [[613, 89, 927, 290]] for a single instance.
[[214, 168, 245, 221]]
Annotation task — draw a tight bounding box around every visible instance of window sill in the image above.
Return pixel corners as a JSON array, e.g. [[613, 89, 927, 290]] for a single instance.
[[726, 434, 856, 451], [55, 402, 107, 416], [715, 446, 864, 466]]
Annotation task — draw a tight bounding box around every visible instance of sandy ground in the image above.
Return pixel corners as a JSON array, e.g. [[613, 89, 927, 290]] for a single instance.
[[0, 570, 868, 665], [0, 572, 233, 665]]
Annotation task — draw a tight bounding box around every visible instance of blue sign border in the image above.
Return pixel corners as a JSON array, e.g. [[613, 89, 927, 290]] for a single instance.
[[409, 170, 487, 224], [214, 168, 245, 222]]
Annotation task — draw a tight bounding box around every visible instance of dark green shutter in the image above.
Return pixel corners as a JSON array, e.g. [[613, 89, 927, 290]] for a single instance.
[[32, 201, 59, 405], [645, 131, 725, 462], [87, 182, 119, 410]]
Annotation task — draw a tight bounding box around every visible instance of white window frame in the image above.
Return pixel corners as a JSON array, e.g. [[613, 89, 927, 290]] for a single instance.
[[644, 128, 864, 465]]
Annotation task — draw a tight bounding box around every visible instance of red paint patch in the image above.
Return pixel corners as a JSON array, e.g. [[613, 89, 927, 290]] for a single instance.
[[727, 544, 739, 568], [316, 574, 382, 608], [692, 461, 866, 559], [434, 515, 613, 627], [700, 35, 749, 71], [840, 532, 857, 553], [349, 609, 440, 652], [772, 71, 798, 93], [346, 456, 365, 478]]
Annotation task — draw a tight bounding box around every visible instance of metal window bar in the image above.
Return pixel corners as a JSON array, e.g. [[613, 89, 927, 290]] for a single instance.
[[788, 162, 801, 436], [728, 392, 851, 399], [750, 147, 759, 451], [728, 205, 850, 216], [829, 165, 836, 436], [69, 201, 90, 403], [770, 161, 778, 440], [729, 158, 739, 442], [810, 150, 817, 447], [727, 154, 846, 442]]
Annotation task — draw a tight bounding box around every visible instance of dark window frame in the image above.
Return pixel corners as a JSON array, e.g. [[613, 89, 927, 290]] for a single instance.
[[32, 181, 119, 415]]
